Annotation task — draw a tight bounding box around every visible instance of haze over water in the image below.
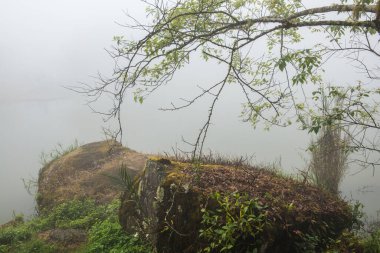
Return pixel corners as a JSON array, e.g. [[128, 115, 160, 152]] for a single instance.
[[1, 0, 379, 224]]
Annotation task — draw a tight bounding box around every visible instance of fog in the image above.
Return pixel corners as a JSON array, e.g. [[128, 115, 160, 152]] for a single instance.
[[0, 1, 379, 224]]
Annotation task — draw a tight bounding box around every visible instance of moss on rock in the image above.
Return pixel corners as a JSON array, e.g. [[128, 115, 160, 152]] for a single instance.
[[119, 158, 356, 253]]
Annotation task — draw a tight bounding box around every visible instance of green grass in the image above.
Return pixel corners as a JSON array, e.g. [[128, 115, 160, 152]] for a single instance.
[[362, 229, 380, 253], [1, 199, 379, 253], [86, 219, 150, 253], [0, 199, 152, 253]]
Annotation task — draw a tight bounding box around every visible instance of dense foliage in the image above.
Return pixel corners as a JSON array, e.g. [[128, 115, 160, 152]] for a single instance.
[[199, 191, 380, 253], [199, 192, 268, 252], [0, 199, 151, 253], [0, 193, 379, 252]]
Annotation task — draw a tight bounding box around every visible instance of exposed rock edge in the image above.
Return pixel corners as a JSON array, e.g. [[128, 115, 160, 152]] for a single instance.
[[119, 158, 354, 253]]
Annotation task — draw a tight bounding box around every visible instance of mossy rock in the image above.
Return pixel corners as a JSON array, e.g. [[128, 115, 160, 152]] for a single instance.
[[119, 159, 356, 253], [37, 140, 147, 212]]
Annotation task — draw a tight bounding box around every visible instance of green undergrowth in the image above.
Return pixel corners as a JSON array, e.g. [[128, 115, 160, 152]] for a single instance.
[[199, 192, 268, 253], [198, 191, 380, 253], [152, 156, 380, 252], [0, 199, 151, 253], [1, 196, 379, 253], [359, 228, 380, 253]]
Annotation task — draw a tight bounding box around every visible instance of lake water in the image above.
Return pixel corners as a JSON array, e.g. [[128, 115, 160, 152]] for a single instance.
[[1, 85, 379, 224], [1, 0, 379, 224]]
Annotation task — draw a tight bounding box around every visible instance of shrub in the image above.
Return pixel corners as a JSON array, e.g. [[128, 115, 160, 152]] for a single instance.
[[308, 88, 349, 195], [0, 225, 31, 245], [362, 229, 380, 253], [0, 245, 9, 253], [0, 224, 56, 253], [0, 199, 123, 252], [29, 199, 111, 231], [199, 192, 267, 253], [86, 218, 151, 253], [10, 239, 57, 253], [0, 197, 152, 252]]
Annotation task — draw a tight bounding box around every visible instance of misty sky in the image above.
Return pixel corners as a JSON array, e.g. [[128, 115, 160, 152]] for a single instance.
[[0, 0, 379, 223]]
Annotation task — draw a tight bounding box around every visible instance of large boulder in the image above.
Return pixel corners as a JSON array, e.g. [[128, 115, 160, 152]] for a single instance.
[[119, 158, 356, 253], [37, 140, 147, 212]]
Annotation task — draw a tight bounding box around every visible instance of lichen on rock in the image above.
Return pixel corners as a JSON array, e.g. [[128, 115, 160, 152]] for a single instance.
[[119, 158, 357, 253]]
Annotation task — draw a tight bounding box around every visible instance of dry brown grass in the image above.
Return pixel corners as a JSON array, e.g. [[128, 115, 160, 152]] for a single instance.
[[37, 140, 147, 212]]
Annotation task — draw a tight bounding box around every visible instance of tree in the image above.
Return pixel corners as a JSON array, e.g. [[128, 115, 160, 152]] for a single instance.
[[83, 0, 380, 161], [309, 87, 349, 195], [310, 117, 349, 195]]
